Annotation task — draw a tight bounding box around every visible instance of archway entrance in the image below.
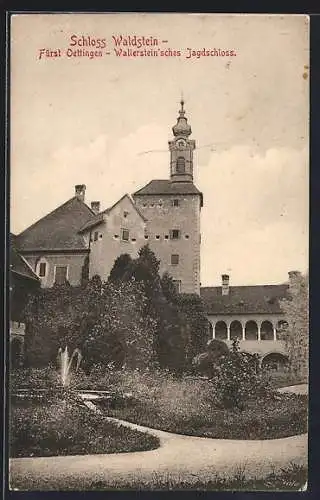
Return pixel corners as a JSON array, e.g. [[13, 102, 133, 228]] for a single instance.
[[261, 352, 289, 371]]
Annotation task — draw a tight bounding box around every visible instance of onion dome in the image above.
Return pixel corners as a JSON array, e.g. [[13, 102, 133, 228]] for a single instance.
[[172, 99, 192, 137]]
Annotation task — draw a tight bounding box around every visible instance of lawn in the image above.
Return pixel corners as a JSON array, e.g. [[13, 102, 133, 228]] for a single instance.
[[85, 463, 307, 491], [10, 397, 159, 458], [97, 391, 307, 440], [10, 367, 308, 442]]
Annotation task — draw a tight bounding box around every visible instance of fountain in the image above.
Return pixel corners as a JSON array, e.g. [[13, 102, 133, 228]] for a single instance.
[[57, 346, 83, 388]]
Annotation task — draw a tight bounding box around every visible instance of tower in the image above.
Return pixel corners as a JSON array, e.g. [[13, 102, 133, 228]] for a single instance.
[[133, 100, 203, 295], [169, 99, 196, 183]]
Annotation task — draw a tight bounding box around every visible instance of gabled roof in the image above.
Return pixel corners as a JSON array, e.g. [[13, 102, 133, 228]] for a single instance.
[[10, 239, 40, 282], [78, 194, 147, 234], [132, 180, 203, 206], [200, 284, 289, 315], [15, 197, 95, 251]]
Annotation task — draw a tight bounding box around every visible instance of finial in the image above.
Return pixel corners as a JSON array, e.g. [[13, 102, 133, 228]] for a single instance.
[[179, 93, 185, 116]]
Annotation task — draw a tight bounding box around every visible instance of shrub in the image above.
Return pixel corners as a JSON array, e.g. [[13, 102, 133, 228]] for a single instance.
[[10, 399, 159, 457], [210, 338, 271, 409], [10, 366, 60, 391]]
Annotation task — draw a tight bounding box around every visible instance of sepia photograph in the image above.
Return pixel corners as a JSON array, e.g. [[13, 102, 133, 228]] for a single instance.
[[8, 12, 309, 491]]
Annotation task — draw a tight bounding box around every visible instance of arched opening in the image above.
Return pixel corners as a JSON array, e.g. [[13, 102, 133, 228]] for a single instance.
[[208, 321, 214, 338], [230, 320, 242, 340], [277, 320, 289, 335], [260, 320, 274, 340], [261, 352, 289, 372], [10, 337, 23, 369], [245, 320, 258, 340], [176, 157, 186, 174], [215, 321, 227, 340]]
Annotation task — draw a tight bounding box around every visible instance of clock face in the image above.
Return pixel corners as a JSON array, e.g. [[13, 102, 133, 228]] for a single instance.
[[177, 139, 186, 149]]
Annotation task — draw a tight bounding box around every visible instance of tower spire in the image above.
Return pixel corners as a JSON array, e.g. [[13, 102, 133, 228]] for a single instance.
[[172, 98, 191, 137], [169, 99, 196, 182]]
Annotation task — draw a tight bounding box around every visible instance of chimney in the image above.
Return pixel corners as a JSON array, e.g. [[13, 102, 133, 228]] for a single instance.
[[91, 201, 100, 215], [288, 270, 302, 284], [75, 184, 86, 202], [221, 274, 230, 296]]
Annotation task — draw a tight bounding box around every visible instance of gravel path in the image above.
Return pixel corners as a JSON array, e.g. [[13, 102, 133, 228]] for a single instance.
[[9, 385, 308, 490]]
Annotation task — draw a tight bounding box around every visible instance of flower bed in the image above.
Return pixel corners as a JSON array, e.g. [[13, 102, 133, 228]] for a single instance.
[[10, 398, 159, 458]]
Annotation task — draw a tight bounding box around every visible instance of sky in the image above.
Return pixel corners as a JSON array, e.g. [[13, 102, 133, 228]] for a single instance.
[[10, 13, 309, 286]]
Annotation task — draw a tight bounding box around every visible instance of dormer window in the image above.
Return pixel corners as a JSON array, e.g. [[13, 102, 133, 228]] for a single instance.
[[176, 157, 185, 174]]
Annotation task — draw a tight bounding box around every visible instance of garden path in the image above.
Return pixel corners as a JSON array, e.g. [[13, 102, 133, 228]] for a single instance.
[[9, 384, 308, 491]]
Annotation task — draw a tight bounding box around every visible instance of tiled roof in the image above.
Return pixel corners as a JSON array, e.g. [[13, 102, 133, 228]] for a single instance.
[[133, 180, 203, 206], [15, 197, 95, 251], [10, 243, 40, 282], [200, 284, 289, 315], [79, 194, 147, 233]]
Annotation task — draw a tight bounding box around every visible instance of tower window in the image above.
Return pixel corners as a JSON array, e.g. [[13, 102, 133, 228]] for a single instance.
[[170, 229, 181, 240], [39, 262, 46, 277], [171, 254, 179, 265], [121, 229, 130, 241], [172, 199, 180, 207], [155, 235, 160, 240], [176, 157, 186, 174]]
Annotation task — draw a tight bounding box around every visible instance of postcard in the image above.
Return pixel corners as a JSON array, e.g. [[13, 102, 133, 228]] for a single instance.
[[8, 12, 309, 491]]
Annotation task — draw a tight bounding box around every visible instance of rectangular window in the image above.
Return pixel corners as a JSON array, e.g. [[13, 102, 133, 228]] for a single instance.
[[94, 231, 99, 241], [170, 229, 180, 240], [172, 280, 182, 293], [172, 199, 179, 207], [55, 266, 68, 285], [171, 254, 179, 265], [121, 229, 130, 241], [39, 262, 46, 277]]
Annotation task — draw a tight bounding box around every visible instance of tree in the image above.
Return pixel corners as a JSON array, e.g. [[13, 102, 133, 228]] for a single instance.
[[85, 278, 157, 369], [280, 272, 309, 379], [23, 283, 82, 367], [108, 254, 133, 282]]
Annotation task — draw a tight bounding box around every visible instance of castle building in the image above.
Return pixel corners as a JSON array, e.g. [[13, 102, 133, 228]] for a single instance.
[[11, 101, 298, 369]]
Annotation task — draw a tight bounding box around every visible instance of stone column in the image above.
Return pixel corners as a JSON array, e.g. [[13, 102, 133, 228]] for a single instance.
[[257, 321, 261, 342], [227, 322, 231, 341], [242, 322, 246, 341], [212, 323, 215, 339], [273, 324, 277, 341]]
